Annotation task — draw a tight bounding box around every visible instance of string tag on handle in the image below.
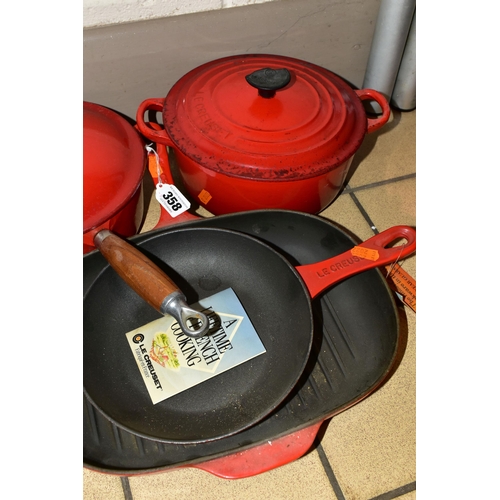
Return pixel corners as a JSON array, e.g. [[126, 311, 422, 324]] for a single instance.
[[383, 243, 416, 313], [146, 144, 191, 218], [385, 243, 405, 278], [145, 144, 164, 186]]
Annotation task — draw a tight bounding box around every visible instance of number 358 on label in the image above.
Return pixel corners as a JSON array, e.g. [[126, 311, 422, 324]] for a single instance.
[[155, 184, 191, 217]]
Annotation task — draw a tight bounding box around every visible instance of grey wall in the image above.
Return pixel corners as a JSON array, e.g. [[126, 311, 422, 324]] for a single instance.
[[83, 0, 381, 121]]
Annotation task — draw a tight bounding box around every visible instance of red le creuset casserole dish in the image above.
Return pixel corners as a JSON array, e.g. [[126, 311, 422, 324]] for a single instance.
[[136, 54, 390, 215], [83, 101, 147, 254]]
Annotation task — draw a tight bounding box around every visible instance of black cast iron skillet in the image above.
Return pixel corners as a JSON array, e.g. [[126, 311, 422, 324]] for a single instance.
[[83, 217, 415, 445], [84, 209, 413, 474]]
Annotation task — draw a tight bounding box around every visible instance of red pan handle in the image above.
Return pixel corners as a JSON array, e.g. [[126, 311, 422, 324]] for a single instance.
[[296, 226, 416, 299]]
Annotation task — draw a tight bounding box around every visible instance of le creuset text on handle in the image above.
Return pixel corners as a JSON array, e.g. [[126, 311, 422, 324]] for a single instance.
[[296, 225, 416, 299]]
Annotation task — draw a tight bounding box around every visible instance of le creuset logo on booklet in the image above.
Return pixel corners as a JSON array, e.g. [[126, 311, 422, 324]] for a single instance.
[[132, 334, 145, 344], [125, 288, 266, 405]]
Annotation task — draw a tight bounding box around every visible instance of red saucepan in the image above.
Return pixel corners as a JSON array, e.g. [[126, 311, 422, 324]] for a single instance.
[[83, 101, 147, 254], [135, 54, 390, 215], [83, 218, 415, 444]]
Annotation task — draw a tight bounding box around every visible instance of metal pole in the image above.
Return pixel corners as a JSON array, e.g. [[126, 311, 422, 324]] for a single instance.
[[362, 0, 416, 112], [391, 11, 416, 110]]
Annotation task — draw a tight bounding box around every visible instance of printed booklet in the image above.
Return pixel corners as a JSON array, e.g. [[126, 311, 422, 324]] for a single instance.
[[125, 288, 266, 404]]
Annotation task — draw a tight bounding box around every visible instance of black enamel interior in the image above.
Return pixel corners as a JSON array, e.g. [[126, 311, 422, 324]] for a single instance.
[[84, 227, 314, 443], [83, 210, 400, 473]]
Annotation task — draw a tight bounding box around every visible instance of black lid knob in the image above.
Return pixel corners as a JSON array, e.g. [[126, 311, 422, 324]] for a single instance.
[[245, 68, 291, 98]]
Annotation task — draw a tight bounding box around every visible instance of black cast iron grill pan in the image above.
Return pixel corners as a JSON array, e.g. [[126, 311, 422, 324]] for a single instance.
[[83, 210, 412, 474]]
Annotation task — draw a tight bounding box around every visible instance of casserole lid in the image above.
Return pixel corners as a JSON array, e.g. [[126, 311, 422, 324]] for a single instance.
[[162, 54, 369, 180], [83, 102, 146, 232]]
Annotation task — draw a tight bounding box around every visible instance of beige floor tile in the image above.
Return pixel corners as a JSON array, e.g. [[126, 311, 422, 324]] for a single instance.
[[397, 491, 416, 500], [319, 309, 415, 500], [320, 193, 376, 243], [140, 191, 160, 233], [353, 179, 416, 284], [354, 178, 416, 230], [83, 468, 125, 500], [128, 449, 336, 500], [347, 110, 416, 187]]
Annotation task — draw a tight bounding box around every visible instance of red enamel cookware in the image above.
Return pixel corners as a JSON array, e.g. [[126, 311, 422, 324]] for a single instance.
[[84, 207, 415, 475], [84, 217, 415, 444], [136, 54, 390, 215], [84, 141, 415, 472], [83, 101, 147, 254]]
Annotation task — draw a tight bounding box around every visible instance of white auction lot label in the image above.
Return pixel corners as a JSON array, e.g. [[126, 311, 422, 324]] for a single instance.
[[155, 183, 191, 218]]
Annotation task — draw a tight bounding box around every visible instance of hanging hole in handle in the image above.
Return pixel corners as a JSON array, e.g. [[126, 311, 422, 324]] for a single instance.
[[177, 306, 211, 339], [182, 308, 223, 338], [381, 236, 414, 280], [363, 226, 416, 260], [182, 312, 209, 335], [383, 236, 410, 249], [385, 238, 408, 267], [161, 292, 211, 338]]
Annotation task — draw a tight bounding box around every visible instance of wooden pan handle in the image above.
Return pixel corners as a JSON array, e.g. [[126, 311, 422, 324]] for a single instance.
[[94, 229, 180, 312]]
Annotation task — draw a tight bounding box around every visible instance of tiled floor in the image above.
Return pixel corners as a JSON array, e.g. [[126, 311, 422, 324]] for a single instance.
[[83, 109, 416, 500]]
